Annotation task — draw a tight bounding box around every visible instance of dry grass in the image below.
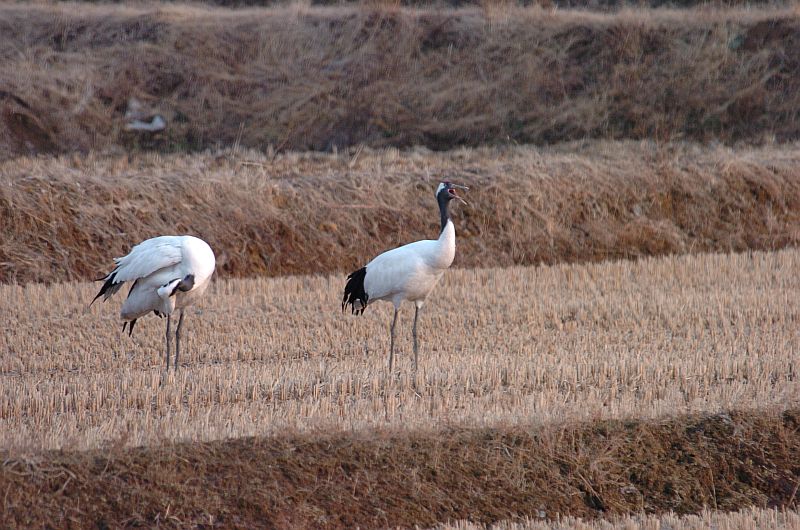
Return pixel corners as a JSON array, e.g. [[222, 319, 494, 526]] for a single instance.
[[3, 141, 800, 284], [2, 248, 798, 451], [441, 507, 800, 529], [1, 3, 799, 157]]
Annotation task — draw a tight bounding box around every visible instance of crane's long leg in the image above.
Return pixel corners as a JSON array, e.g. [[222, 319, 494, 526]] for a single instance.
[[174, 309, 185, 371], [412, 305, 421, 372], [165, 315, 172, 372], [389, 308, 399, 373]]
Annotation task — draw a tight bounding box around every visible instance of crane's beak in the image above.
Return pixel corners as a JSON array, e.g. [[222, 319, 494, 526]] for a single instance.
[[451, 184, 469, 205]]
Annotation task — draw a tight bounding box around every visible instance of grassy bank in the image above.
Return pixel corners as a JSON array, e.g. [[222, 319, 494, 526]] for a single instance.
[[1, 3, 799, 157], [2, 142, 800, 284]]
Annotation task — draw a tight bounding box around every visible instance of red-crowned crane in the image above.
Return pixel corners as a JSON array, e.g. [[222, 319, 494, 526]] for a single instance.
[[342, 181, 468, 373], [92, 235, 216, 371]]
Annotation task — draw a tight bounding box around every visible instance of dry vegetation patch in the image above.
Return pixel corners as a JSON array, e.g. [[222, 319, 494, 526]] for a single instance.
[[1, 3, 799, 157], [3, 142, 800, 284]]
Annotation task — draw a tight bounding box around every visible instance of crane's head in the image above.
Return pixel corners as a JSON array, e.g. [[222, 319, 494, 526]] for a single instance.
[[436, 181, 469, 205]]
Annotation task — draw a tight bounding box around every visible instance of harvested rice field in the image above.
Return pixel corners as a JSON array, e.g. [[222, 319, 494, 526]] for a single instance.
[[1, 249, 799, 526], [2, 249, 797, 451], [3, 1, 800, 523]]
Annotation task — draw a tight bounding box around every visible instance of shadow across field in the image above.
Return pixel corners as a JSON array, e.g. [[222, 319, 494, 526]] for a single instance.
[[2, 409, 798, 528]]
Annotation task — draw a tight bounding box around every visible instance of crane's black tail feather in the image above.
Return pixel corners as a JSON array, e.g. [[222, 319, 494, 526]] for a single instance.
[[91, 270, 123, 305], [342, 267, 369, 315]]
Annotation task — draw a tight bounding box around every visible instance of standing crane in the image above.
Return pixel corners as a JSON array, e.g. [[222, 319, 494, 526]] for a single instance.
[[342, 181, 468, 373], [92, 235, 216, 371]]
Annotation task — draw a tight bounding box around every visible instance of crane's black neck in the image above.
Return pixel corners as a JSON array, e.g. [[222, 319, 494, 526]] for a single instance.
[[437, 190, 451, 234]]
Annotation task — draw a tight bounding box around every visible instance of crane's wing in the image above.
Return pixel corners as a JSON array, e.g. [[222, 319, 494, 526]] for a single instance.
[[362, 240, 436, 301], [111, 237, 184, 283], [92, 236, 183, 304]]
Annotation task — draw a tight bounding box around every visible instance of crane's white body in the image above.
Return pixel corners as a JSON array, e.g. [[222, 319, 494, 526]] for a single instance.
[[94, 235, 216, 372], [363, 219, 456, 309], [111, 235, 216, 321], [343, 181, 467, 373]]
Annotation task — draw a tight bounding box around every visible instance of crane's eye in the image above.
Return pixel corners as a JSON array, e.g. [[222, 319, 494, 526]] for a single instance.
[[448, 188, 455, 194]]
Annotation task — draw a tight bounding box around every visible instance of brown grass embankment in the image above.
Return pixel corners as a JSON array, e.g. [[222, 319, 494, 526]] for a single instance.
[[1, 3, 799, 157], [2, 249, 797, 450], [1, 410, 798, 528], [3, 142, 800, 284]]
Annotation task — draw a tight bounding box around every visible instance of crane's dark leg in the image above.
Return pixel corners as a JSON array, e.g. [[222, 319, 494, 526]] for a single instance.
[[389, 307, 399, 373], [174, 309, 185, 371], [165, 314, 172, 372], [412, 305, 421, 372]]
